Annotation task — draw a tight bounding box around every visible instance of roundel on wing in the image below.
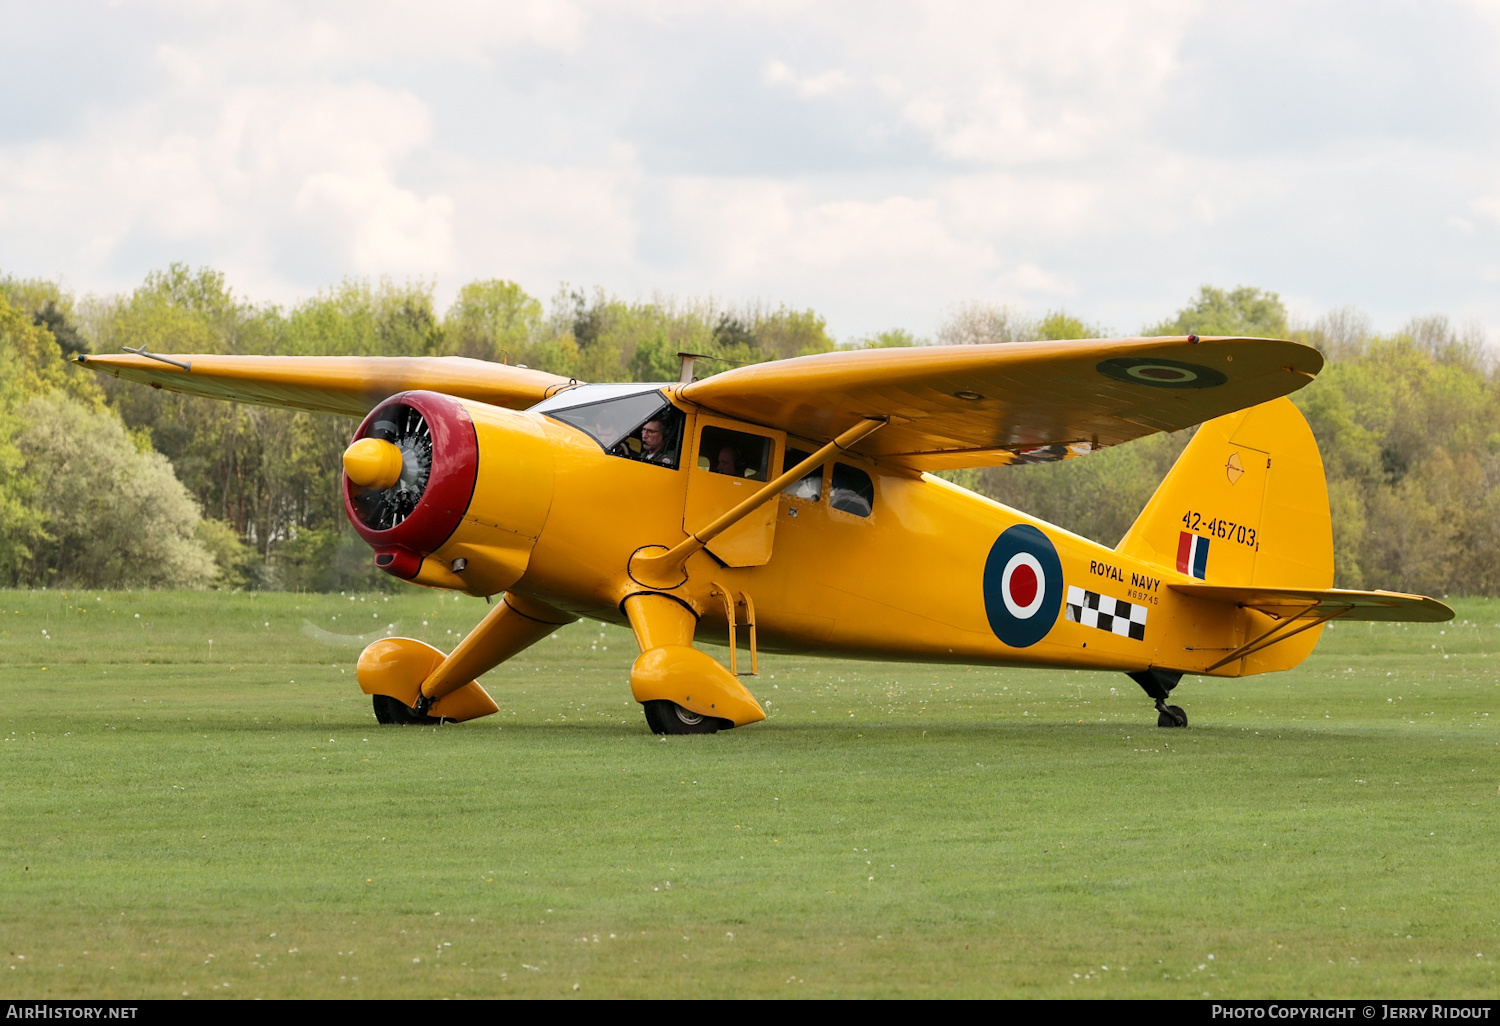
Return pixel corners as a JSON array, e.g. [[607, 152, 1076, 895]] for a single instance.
[[1096, 357, 1227, 390], [983, 524, 1064, 648]]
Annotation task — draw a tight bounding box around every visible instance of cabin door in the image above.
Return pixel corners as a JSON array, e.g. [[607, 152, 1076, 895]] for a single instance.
[[683, 415, 785, 567]]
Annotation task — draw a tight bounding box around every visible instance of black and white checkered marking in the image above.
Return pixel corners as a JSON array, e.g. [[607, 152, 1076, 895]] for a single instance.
[[1065, 585, 1147, 641]]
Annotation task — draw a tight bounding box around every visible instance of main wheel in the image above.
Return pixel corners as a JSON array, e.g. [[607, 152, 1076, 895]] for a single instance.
[[372, 694, 444, 726], [642, 700, 729, 735], [1157, 704, 1188, 728]]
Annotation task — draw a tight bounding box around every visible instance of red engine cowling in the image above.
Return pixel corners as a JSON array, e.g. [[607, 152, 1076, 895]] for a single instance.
[[343, 391, 479, 579]]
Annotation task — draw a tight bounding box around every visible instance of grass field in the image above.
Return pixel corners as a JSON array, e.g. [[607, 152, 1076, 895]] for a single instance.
[[0, 588, 1496, 999]]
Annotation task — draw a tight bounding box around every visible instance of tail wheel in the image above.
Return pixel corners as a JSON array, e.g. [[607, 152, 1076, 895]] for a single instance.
[[1156, 703, 1188, 728], [642, 700, 730, 735], [372, 694, 445, 726]]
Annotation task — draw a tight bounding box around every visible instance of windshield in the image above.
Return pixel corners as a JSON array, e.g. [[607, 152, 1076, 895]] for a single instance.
[[543, 389, 675, 451], [528, 382, 671, 416]]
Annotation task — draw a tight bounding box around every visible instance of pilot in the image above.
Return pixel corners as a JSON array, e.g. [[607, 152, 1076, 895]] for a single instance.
[[638, 419, 676, 468]]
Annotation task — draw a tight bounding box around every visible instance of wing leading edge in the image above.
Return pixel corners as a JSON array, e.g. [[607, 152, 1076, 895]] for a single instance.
[[80, 336, 1323, 469], [75, 352, 576, 417], [679, 336, 1324, 471]]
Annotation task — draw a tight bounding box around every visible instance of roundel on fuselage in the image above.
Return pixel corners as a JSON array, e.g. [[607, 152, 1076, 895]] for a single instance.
[[983, 524, 1064, 649]]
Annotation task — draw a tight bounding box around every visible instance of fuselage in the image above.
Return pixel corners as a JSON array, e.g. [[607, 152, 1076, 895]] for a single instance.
[[429, 391, 1282, 678]]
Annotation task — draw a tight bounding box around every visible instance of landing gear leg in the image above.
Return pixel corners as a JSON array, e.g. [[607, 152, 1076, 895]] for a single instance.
[[623, 593, 765, 734], [1155, 701, 1188, 728], [358, 592, 577, 725], [1127, 668, 1187, 728]]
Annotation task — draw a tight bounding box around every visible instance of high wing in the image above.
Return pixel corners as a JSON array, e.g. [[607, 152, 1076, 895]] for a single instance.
[[75, 352, 576, 417], [679, 336, 1324, 471]]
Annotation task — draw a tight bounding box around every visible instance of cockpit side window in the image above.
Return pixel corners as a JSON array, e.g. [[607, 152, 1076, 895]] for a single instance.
[[781, 447, 822, 501], [830, 462, 874, 517], [698, 426, 772, 481], [547, 392, 684, 469]]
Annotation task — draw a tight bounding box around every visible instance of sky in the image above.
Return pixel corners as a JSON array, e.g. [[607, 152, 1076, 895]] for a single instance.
[[2, 0, 1499, 342]]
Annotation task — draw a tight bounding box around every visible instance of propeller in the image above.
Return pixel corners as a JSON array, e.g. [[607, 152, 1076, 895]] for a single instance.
[[349, 404, 432, 530]]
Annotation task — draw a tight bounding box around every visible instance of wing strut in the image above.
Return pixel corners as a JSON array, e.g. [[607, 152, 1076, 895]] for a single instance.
[[631, 417, 886, 588], [122, 345, 192, 371]]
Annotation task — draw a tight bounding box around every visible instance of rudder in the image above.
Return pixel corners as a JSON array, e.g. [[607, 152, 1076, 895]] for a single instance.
[[1116, 397, 1332, 590]]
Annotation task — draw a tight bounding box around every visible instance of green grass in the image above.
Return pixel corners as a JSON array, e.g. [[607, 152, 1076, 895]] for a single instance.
[[1, 589, 1496, 999]]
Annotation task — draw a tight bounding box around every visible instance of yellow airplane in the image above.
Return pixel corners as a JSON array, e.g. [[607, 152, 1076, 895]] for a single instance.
[[79, 335, 1451, 733]]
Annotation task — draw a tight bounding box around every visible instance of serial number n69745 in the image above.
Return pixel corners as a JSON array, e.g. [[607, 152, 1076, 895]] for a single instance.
[[1182, 511, 1257, 548]]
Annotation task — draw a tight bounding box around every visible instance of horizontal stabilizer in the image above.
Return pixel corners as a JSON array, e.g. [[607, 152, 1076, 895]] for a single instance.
[[76, 352, 576, 417], [1171, 584, 1454, 623]]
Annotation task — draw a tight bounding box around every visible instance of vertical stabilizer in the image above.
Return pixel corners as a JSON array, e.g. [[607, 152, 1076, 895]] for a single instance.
[[1116, 397, 1332, 590]]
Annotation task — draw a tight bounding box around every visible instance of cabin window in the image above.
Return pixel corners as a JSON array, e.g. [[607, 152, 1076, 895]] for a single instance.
[[830, 463, 874, 517], [548, 392, 683, 468], [698, 426, 771, 481], [781, 447, 822, 501]]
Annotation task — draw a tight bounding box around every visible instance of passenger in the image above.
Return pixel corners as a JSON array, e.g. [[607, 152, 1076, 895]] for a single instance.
[[638, 419, 676, 468], [714, 446, 745, 477]]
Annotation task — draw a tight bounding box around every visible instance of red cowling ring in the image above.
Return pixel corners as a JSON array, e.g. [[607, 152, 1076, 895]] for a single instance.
[[343, 391, 479, 578]]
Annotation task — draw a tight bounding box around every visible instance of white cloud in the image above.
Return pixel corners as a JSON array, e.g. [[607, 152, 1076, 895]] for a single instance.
[[148, 0, 587, 72], [1474, 192, 1500, 228], [295, 172, 455, 275], [863, 1, 1197, 164], [273, 83, 432, 173], [2, 0, 1499, 343], [764, 59, 851, 98], [448, 158, 641, 281], [0, 75, 454, 290], [1004, 262, 1076, 298]]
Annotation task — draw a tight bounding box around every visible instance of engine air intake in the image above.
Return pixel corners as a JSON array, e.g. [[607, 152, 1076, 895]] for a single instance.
[[350, 404, 433, 530], [342, 392, 480, 578]]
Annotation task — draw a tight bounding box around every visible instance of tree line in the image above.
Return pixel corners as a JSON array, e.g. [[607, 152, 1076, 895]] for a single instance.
[[0, 268, 1493, 597]]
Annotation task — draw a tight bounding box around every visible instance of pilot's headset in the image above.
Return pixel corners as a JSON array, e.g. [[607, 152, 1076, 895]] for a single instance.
[[657, 406, 683, 453]]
